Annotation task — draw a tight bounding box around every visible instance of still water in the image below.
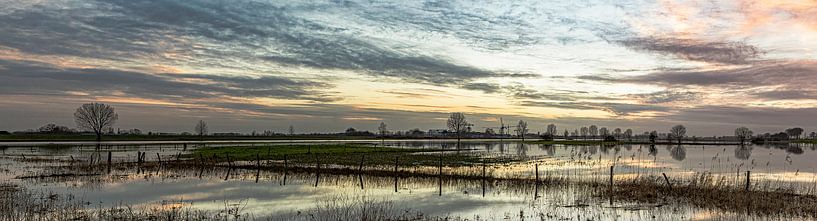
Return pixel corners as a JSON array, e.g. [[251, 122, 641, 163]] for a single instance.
[[2, 140, 815, 220]]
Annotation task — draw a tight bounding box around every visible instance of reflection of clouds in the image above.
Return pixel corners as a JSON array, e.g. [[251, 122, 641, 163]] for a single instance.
[[734, 146, 752, 160], [670, 145, 686, 161]]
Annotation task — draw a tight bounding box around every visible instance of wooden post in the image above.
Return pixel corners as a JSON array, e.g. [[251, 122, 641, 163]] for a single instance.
[[358, 155, 365, 190], [535, 164, 539, 183], [662, 173, 673, 190], [394, 157, 399, 193], [746, 171, 751, 191], [438, 155, 442, 196], [107, 151, 112, 165]]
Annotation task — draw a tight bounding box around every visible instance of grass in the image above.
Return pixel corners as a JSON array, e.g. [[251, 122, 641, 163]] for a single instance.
[[525, 140, 624, 145], [794, 139, 817, 144], [189, 144, 517, 167]]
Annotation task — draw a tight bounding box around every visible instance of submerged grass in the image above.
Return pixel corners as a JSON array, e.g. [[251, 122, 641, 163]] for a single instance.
[[190, 144, 518, 166]]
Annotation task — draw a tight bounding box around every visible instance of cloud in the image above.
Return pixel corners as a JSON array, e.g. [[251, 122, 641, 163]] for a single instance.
[[0, 0, 538, 87], [752, 89, 817, 101], [617, 37, 761, 64], [0, 59, 334, 102], [460, 82, 501, 94], [521, 101, 668, 116], [633, 90, 700, 103], [586, 60, 817, 89], [503, 83, 575, 101]]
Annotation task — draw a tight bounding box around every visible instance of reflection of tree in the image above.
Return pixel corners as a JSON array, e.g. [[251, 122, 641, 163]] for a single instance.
[[486, 143, 495, 151], [547, 145, 556, 156], [734, 145, 753, 160], [516, 143, 528, 157], [787, 145, 804, 155], [648, 145, 658, 156], [670, 145, 686, 161]]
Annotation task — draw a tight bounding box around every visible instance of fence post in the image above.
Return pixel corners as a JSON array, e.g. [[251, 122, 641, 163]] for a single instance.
[[662, 173, 673, 191], [746, 171, 751, 191]]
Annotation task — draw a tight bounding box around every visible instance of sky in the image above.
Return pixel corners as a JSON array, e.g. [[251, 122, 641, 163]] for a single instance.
[[1, 0, 816, 135]]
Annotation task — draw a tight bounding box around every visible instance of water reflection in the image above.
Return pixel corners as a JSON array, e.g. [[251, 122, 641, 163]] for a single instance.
[[734, 146, 752, 160], [670, 145, 686, 161]]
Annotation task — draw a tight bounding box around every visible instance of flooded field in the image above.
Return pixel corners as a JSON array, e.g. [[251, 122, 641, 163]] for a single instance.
[[2, 140, 816, 220]]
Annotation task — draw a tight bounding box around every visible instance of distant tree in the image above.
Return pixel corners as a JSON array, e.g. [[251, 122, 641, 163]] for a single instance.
[[378, 122, 388, 144], [38, 123, 73, 134], [485, 128, 495, 135], [580, 127, 589, 140], [447, 112, 472, 147], [516, 120, 528, 141], [546, 124, 557, 136], [288, 125, 294, 136], [613, 128, 622, 138], [810, 132, 817, 139], [734, 127, 752, 145], [599, 127, 609, 137], [572, 129, 579, 138], [589, 125, 598, 139], [345, 127, 357, 134], [563, 130, 569, 139], [649, 131, 658, 143], [74, 103, 118, 141], [378, 122, 388, 136], [785, 127, 804, 139], [624, 129, 633, 141], [670, 125, 686, 144], [195, 120, 208, 141]]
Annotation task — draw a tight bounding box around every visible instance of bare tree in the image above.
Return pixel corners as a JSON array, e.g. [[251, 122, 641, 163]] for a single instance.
[[734, 127, 753, 145], [589, 125, 598, 139], [624, 129, 633, 141], [599, 127, 609, 138], [613, 128, 622, 139], [288, 125, 294, 136], [515, 120, 528, 141], [378, 122, 388, 144], [447, 112, 472, 148], [580, 127, 589, 140], [74, 103, 118, 141], [563, 130, 569, 139], [546, 124, 557, 136], [195, 120, 208, 141], [670, 125, 686, 144]]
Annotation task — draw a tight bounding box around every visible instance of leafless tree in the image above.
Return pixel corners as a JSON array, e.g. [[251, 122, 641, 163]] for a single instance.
[[447, 112, 471, 148], [378, 122, 388, 144], [580, 127, 588, 140], [563, 130, 569, 139], [288, 125, 295, 136], [515, 120, 528, 141], [670, 125, 686, 144], [589, 125, 598, 139], [546, 124, 557, 136], [74, 103, 118, 141], [599, 127, 609, 137], [195, 120, 208, 141], [613, 128, 622, 138], [734, 127, 753, 145], [624, 129, 633, 141]]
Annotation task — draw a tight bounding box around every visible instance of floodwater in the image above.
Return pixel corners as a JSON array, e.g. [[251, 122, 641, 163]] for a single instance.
[[2, 140, 816, 220]]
